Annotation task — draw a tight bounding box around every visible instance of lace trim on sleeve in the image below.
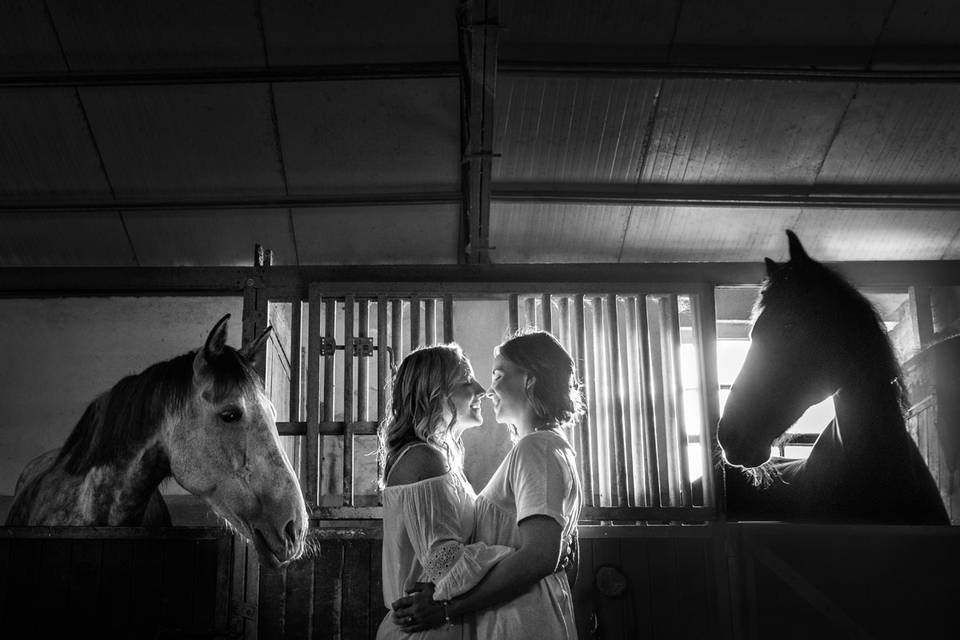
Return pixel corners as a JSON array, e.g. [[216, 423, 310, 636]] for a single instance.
[[423, 540, 463, 582]]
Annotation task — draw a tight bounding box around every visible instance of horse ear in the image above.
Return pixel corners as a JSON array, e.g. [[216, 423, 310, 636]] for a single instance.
[[786, 229, 810, 263], [239, 326, 273, 366], [764, 257, 780, 276], [204, 314, 231, 360]]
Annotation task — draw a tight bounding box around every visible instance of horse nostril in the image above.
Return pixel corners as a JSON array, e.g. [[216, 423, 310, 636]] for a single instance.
[[284, 518, 299, 546]]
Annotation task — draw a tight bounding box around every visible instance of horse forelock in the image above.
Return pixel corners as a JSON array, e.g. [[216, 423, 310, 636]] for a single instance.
[[202, 346, 264, 405], [58, 353, 195, 474]]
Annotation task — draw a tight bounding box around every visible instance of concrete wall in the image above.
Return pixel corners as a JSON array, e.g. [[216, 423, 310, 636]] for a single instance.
[[0, 297, 243, 516]]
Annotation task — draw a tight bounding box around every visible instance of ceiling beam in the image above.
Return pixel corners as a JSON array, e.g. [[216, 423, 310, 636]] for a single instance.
[[3, 62, 959, 89], [4, 262, 960, 298], [0, 63, 459, 88], [492, 183, 960, 209], [458, 0, 500, 264], [499, 62, 960, 84], [0, 191, 461, 213]]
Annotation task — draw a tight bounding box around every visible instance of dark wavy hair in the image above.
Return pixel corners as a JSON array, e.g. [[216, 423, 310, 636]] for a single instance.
[[496, 330, 585, 430]]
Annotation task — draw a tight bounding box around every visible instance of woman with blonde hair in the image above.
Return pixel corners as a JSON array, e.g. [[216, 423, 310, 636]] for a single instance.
[[377, 344, 514, 639], [393, 331, 584, 638]]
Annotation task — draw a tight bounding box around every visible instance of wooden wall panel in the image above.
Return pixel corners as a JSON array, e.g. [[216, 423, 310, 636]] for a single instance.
[[0, 528, 233, 638]]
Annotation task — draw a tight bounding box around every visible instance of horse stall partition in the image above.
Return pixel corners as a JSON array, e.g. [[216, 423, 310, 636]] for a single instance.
[[0, 526, 257, 639]]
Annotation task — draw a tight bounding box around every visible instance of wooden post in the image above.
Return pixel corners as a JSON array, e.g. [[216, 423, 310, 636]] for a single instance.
[[425, 298, 436, 344], [573, 294, 596, 506], [344, 295, 355, 507], [443, 294, 454, 342], [693, 286, 723, 512]]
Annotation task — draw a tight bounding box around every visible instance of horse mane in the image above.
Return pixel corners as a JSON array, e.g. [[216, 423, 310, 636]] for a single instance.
[[57, 346, 261, 475], [754, 256, 908, 413]]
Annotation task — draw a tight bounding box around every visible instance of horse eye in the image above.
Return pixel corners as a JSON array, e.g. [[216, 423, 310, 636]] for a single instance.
[[219, 408, 243, 423]]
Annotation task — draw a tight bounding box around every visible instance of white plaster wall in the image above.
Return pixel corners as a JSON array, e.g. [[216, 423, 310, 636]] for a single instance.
[[0, 297, 243, 498]]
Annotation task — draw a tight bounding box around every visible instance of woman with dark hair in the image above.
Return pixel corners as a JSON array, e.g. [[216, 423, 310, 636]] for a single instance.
[[393, 331, 584, 638], [377, 344, 515, 640]]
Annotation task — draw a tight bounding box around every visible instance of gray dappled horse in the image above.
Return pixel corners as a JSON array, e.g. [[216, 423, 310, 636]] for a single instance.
[[6, 314, 308, 566]]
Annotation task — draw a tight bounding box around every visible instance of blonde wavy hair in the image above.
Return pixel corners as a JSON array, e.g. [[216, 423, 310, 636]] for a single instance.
[[377, 344, 470, 489]]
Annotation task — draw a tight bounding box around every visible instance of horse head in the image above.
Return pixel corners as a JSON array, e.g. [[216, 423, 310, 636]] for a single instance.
[[166, 314, 308, 567], [718, 231, 850, 468]]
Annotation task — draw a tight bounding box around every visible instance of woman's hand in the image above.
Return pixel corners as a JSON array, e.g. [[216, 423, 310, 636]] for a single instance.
[[392, 582, 446, 632]]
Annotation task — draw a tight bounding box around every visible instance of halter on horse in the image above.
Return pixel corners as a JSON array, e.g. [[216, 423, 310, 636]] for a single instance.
[[6, 314, 309, 566], [717, 231, 948, 524]]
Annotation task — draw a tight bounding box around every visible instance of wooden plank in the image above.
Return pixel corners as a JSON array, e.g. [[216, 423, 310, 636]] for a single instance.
[[314, 540, 345, 639], [344, 294, 356, 507], [343, 539, 371, 640], [605, 293, 630, 506], [572, 294, 594, 506], [542, 293, 552, 332], [305, 286, 322, 506], [258, 564, 286, 640], [370, 539, 388, 638], [215, 534, 233, 635], [322, 297, 337, 503], [68, 538, 103, 634], [572, 535, 595, 640], [525, 296, 537, 328], [37, 537, 72, 636], [0, 536, 9, 628], [194, 539, 219, 635], [443, 294, 454, 342], [591, 537, 625, 640], [509, 293, 519, 332], [244, 539, 261, 640], [647, 538, 681, 639], [358, 299, 370, 422], [410, 297, 421, 350], [290, 299, 304, 485], [378, 296, 388, 424], [286, 555, 316, 640], [910, 285, 934, 348], [621, 537, 654, 639], [675, 538, 713, 638], [580, 506, 714, 522], [6, 537, 43, 636], [163, 538, 196, 634], [99, 538, 134, 637], [424, 298, 436, 344], [243, 274, 269, 382]]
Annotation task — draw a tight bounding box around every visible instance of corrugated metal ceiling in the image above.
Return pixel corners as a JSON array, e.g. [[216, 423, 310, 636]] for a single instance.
[[1, 0, 959, 267]]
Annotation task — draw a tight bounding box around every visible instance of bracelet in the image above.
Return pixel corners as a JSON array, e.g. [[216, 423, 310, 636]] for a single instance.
[[440, 600, 451, 626]]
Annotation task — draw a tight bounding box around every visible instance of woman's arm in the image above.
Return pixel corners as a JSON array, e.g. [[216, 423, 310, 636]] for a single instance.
[[392, 514, 564, 631]]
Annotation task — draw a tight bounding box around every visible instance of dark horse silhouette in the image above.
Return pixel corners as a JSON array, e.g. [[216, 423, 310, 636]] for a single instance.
[[716, 231, 948, 524]]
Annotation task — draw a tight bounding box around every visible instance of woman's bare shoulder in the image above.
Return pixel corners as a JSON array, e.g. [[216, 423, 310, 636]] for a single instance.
[[386, 444, 449, 487]]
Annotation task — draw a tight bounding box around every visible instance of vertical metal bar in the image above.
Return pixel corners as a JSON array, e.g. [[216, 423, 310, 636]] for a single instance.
[[305, 287, 323, 506], [624, 297, 643, 505], [508, 294, 519, 333], [322, 298, 336, 502], [392, 300, 403, 363], [604, 294, 629, 506], [377, 297, 388, 422], [290, 299, 304, 488], [358, 300, 369, 422], [541, 293, 552, 333], [638, 296, 662, 508], [343, 296, 355, 507], [668, 295, 692, 507], [424, 299, 436, 344], [410, 297, 421, 350], [909, 286, 934, 349], [558, 297, 570, 347], [573, 295, 595, 506], [589, 296, 609, 504], [658, 295, 687, 506], [525, 296, 537, 329], [443, 294, 454, 342], [692, 286, 722, 512]]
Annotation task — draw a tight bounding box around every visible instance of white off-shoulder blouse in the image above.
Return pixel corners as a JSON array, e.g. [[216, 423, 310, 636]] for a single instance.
[[377, 444, 514, 640]]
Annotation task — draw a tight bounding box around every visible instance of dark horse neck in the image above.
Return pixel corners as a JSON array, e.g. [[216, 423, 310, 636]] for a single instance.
[[805, 374, 949, 524]]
